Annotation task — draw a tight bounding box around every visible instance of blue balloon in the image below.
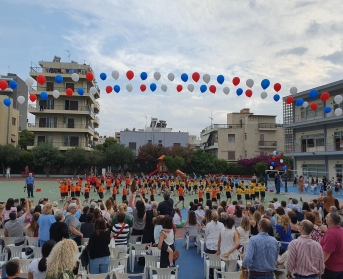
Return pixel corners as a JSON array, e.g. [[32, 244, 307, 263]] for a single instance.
[[275, 151, 279, 155], [217, 75, 225, 85], [100, 73, 107, 81], [113, 85, 120, 93], [200, 85, 207, 93], [150, 83, 157, 92], [55, 75, 63, 84], [324, 106, 332, 114], [309, 89, 318, 99], [261, 79, 270, 90], [3, 98, 11, 107], [77, 88, 84, 96], [273, 94, 280, 102], [181, 73, 188, 82], [140, 72, 148, 80], [9, 80, 18, 89], [296, 98, 304, 106], [271, 161, 275, 166], [236, 88, 243, 96], [283, 165, 287, 171], [40, 91, 48, 100]]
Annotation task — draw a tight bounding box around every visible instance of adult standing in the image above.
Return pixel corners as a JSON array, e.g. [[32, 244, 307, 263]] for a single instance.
[[49, 210, 69, 243], [2, 198, 17, 225], [6, 167, 11, 181], [318, 189, 335, 218], [157, 193, 174, 217], [37, 204, 56, 247], [111, 212, 130, 259], [26, 173, 35, 198], [297, 175, 304, 193], [64, 203, 83, 245]]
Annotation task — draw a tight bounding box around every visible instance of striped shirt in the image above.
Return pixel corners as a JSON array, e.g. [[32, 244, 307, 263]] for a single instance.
[[111, 223, 130, 246], [286, 235, 325, 276]]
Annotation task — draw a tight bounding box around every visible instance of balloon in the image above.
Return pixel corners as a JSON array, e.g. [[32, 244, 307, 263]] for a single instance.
[[320, 92, 330, 101], [77, 88, 84, 96], [261, 79, 270, 90], [324, 106, 332, 114], [40, 91, 48, 100], [272, 155, 276, 160], [309, 89, 318, 99], [303, 101, 309, 108], [25, 77, 34, 87], [161, 84, 167, 92], [29, 94, 36, 102], [271, 161, 275, 166], [54, 75, 63, 84], [140, 84, 146, 92], [111, 70, 119, 80], [236, 88, 243, 96], [261, 91, 267, 99], [335, 108, 343, 116], [273, 94, 280, 102], [209, 85, 216, 94], [126, 70, 134, 80], [187, 84, 194, 92], [150, 83, 157, 92], [217, 75, 224, 85], [100, 73, 107, 81], [280, 159, 284, 163], [275, 151, 279, 155], [310, 102, 318, 110], [66, 88, 73, 97], [277, 153, 282, 158], [86, 72, 94, 81], [270, 166, 273, 170], [9, 80, 18, 89], [105, 86, 112, 94], [296, 98, 304, 106], [246, 79, 254, 88], [290, 87, 298, 95], [192, 72, 200, 82], [203, 74, 210, 84], [0, 80, 8, 90], [52, 90, 60, 98], [176, 85, 183, 92], [245, 89, 252, 98], [334, 95, 343, 104], [200, 85, 207, 93], [90, 87, 97, 95], [167, 73, 175, 81], [286, 96, 294, 104], [71, 73, 79, 82], [283, 165, 287, 171], [3, 98, 11, 107], [273, 151, 277, 155], [17, 96, 25, 104], [154, 72, 161, 81], [274, 83, 281, 92], [113, 85, 120, 93], [126, 84, 133, 92], [223, 87, 230, 95], [140, 72, 148, 80], [232, 77, 240, 86], [181, 73, 188, 82], [37, 75, 46, 85]]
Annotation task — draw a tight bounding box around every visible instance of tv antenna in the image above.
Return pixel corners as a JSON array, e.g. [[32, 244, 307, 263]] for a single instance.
[[6, 66, 10, 73], [208, 112, 213, 126], [65, 50, 71, 62]]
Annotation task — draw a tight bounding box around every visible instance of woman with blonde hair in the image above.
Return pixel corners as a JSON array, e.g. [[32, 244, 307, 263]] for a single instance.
[[257, 204, 265, 215], [249, 210, 261, 236], [46, 239, 78, 279], [37, 203, 56, 247], [24, 212, 40, 237], [111, 203, 133, 228], [236, 217, 250, 250], [318, 188, 335, 217], [276, 215, 293, 249]]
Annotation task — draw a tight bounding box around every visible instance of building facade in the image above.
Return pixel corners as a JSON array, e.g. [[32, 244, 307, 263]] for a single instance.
[[0, 95, 20, 146], [200, 108, 284, 161], [27, 57, 100, 151], [283, 79, 343, 179]]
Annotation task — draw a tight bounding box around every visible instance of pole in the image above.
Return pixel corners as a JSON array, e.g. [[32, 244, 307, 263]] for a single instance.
[[284, 172, 288, 193], [264, 171, 268, 190]]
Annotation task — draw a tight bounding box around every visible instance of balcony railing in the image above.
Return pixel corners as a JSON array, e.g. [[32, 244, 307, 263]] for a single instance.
[[258, 123, 283, 129], [35, 141, 92, 148], [28, 104, 95, 115], [258, 141, 277, 147], [291, 142, 342, 153], [28, 123, 94, 129], [94, 131, 99, 136], [202, 124, 242, 133], [30, 66, 91, 75]]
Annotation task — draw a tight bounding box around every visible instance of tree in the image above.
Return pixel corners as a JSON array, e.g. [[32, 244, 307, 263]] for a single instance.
[[31, 142, 60, 177], [64, 147, 88, 177], [254, 161, 268, 177], [185, 150, 216, 174], [18, 130, 34, 150], [163, 155, 185, 173], [103, 144, 135, 174], [85, 150, 105, 175], [213, 158, 229, 174], [95, 137, 117, 151], [136, 143, 170, 173], [0, 144, 21, 176]]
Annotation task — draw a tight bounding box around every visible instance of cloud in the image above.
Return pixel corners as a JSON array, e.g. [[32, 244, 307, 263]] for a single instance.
[[294, 1, 317, 8], [319, 51, 343, 65], [275, 47, 308, 57], [306, 20, 320, 35]]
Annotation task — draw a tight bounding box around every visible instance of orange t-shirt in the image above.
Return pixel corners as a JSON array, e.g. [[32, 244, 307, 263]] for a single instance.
[[123, 188, 128, 196], [96, 179, 101, 187], [78, 179, 82, 186], [178, 187, 184, 197], [141, 188, 146, 194], [106, 179, 111, 187], [84, 187, 90, 193], [125, 178, 130, 185], [116, 179, 120, 187], [71, 185, 76, 192], [59, 184, 63, 193], [98, 186, 104, 193], [76, 185, 81, 192], [112, 187, 117, 194], [198, 189, 203, 199], [67, 180, 71, 187], [211, 188, 217, 198], [63, 185, 68, 193], [151, 189, 155, 196]]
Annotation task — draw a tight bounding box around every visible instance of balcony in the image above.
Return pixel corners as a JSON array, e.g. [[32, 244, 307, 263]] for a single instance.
[[258, 141, 277, 148], [201, 124, 242, 135], [27, 123, 94, 135], [93, 131, 99, 141], [258, 123, 282, 130], [204, 142, 218, 150], [93, 116, 100, 128], [30, 66, 90, 76], [284, 111, 343, 128], [28, 104, 95, 119], [27, 141, 94, 151]]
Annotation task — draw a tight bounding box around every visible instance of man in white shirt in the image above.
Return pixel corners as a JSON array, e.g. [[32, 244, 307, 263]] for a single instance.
[[272, 198, 280, 210]]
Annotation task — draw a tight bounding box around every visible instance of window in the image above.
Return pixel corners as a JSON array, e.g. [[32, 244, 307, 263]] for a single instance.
[[65, 82, 75, 91], [228, 134, 235, 142], [64, 136, 79, 146], [173, 143, 181, 147], [227, 151, 235, 160], [302, 164, 326, 178], [129, 142, 136, 150], [46, 82, 54, 91], [12, 117, 16, 126], [158, 140, 162, 146], [148, 140, 152, 143], [335, 164, 343, 177], [37, 136, 46, 143]]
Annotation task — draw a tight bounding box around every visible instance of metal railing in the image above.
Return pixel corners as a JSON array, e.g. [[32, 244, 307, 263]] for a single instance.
[[28, 123, 94, 129], [35, 141, 92, 148], [258, 141, 277, 146], [30, 66, 91, 75], [94, 131, 99, 136], [293, 112, 327, 123], [201, 124, 242, 133], [28, 104, 95, 114], [292, 143, 341, 153], [258, 123, 283, 129]]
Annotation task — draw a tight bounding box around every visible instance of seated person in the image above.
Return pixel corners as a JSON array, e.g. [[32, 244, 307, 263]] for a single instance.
[[4, 259, 26, 279]]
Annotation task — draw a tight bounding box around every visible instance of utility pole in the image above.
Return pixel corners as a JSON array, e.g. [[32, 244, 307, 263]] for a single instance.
[[208, 112, 213, 126]]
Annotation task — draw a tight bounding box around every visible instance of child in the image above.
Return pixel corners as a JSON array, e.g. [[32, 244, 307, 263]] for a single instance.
[[106, 178, 112, 193], [112, 186, 117, 201], [170, 181, 174, 196], [150, 187, 155, 202], [225, 184, 232, 204], [236, 187, 243, 201], [122, 186, 128, 202], [84, 184, 90, 203], [175, 186, 185, 208], [70, 183, 76, 198], [75, 184, 81, 198], [198, 186, 204, 204], [244, 186, 250, 203], [211, 186, 217, 203], [98, 183, 104, 200], [154, 216, 175, 267], [141, 186, 146, 200], [260, 183, 266, 202], [216, 186, 221, 203], [205, 185, 211, 201], [250, 186, 255, 201]]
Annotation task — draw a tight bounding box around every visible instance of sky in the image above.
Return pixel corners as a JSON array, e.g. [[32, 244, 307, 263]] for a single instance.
[[1, 0, 343, 138]]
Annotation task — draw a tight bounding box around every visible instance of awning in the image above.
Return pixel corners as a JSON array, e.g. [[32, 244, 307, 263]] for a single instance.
[[201, 133, 210, 144]]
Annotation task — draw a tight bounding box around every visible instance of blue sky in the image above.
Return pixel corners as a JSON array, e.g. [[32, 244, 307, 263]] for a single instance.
[[1, 0, 343, 137]]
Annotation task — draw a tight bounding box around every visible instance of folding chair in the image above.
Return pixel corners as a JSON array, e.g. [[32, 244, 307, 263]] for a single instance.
[[130, 243, 151, 272], [203, 253, 225, 279], [25, 236, 39, 247], [143, 255, 160, 279], [149, 266, 179, 279], [183, 227, 198, 250], [114, 272, 146, 279]]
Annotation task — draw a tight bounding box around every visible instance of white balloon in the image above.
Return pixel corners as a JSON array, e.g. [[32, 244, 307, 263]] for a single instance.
[[261, 91, 267, 99], [187, 84, 194, 92], [90, 87, 97, 95], [25, 77, 34, 87], [290, 87, 298, 95], [126, 84, 133, 92], [223, 87, 230, 95], [273, 151, 277, 155], [161, 84, 167, 92], [111, 70, 119, 80], [270, 166, 273, 170], [203, 74, 210, 84], [52, 90, 60, 98], [246, 79, 254, 88], [167, 73, 174, 81], [154, 72, 161, 81], [334, 95, 343, 104], [17, 96, 25, 104], [280, 159, 284, 163], [303, 101, 309, 108], [71, 73, 79, 82], [335, 108, 343, 116]]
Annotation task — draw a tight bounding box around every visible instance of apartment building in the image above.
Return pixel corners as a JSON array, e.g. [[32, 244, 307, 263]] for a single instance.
[[27, 57, 100, 151], [283, 79, 343, 179], [0, 95, 20, 146], [200, 108, 284, 161]]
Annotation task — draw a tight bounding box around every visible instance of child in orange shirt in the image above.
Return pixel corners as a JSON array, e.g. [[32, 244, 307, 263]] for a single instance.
[[106, 178, 112, 193], [198, 186, 203, 203], [141, 186, 146, 199], [122, 187, 128, 202], [150, 187, 155, 202], [98, 184, 104, 200], [84, 184, 90, 202], [70, 184, 76, 198], [112, 186, 117, 201], [75, 184, 81, 198], [211, 187, 217, 203], [174, 186, 185, 208]]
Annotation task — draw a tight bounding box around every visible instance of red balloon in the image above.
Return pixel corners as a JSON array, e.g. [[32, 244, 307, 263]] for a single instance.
[[0, 80, 8, 90], [277, 153, 282, 158], [320, 92, 330, 101], [106, 86, 112, 94], [286, 96, 294, 104], [37, 75, 46, 85], [86, 72, 94, 81], [126, 70, 134, 81], [310, 102, 318, 110], [29, 94, 36, 102], [272, 155, 276, 160], [232, 77, 240, 86], [274, 83, 281, 92], [192, 72, 200, 82], [140, 84, 146, 92], [66, 88, 73, 97], [209, 85, 216, 94], [245, 89, 252, 98], [176, 85, 183, 92]]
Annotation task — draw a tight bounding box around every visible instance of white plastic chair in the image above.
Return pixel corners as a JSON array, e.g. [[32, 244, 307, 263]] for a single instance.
[[143, 255, 160, 279], [19, 272, 28, 279], [149, 266, 179, 279], [214, 269, 240, 279], [203, 253, 226, 279], [25, 236, 39, 247], [7, 245, 26, 259], [128, 235, 143, 245], [2, 237, 21, 247], [81, 238, 90, 245], [84, 271, 113, 279], [108, 258, 125, 273], [19, 259, 33, 272], [114, 272, 146, 279], [130, 243, 151, 272], [31, 247, 42, 258], [78, 260, 88, 275], [183, 227, 198, 250], [0, 250, 8, 269], [149, 247, 161, 257]]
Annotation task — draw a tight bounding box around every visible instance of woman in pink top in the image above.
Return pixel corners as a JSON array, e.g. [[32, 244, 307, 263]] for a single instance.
[[2, 198, 17, 224]]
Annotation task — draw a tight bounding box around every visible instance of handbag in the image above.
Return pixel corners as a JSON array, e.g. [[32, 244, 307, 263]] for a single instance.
[[109, 223, 126, 248], [80, 248, 89, 267]]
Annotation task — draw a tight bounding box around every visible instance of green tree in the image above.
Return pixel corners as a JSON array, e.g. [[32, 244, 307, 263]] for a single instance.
[[253, 161, 268, 177], [31, 142, 60, 177], [64, 147, 88, 177], [136, 143, 170, 173], [103, 144, 135, 174], [85, 150, 105, 174], [18, 130, 34, 150], [186, 150, 216, 174], [213, 158, 229, 174], [0, 144, 21, 176], [163, 155, 185, 173], [96, 137, 117, 151]]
